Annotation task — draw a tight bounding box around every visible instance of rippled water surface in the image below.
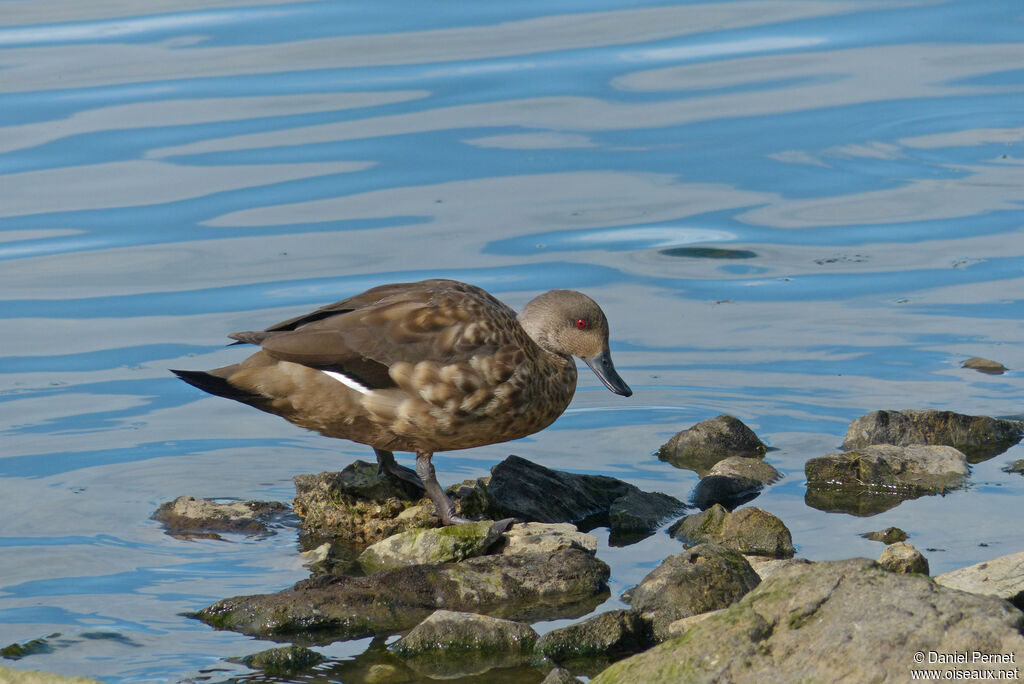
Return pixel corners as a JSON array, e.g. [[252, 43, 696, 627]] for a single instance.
[[3, 1, 1024, 681]]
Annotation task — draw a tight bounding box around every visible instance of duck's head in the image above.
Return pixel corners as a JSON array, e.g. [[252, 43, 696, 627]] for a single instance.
[[519, 289, 633, 397]]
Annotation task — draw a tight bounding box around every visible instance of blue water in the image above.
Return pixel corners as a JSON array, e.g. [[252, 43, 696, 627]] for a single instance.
[[2, 0, 1024, 681]]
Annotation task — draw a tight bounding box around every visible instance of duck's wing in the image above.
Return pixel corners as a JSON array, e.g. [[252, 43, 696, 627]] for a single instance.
[[227, 280, 526, 391]]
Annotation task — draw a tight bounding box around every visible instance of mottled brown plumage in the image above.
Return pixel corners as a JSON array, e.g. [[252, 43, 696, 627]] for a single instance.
[[172, 278, 631, 524]]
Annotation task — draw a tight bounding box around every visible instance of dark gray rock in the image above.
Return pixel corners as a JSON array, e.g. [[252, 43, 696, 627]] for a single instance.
[[690, 474, 763, 510], [657, 415, 767, 475], [608, 490, 687, 536], [194, 548, 609, 642], [861, 526, 908, 544], [623, 543, 761, 641], [878, 542, 929, 575], [935, 551, 1024, 611], [962, 357, 1007, 375], [669, 504, 795, 559], [806, 444, 969, 495], [390, 610, 537, 678], [535, 609, 652, 662], [593, 558, 1024, 684], [240, 645, 324, 676], [841, 409, 1024, 462], [152, 496, 288, 538]]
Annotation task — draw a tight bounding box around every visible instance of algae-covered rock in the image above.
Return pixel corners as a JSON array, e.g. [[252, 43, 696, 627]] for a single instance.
[[623, 543, 760, 641], [240, 645, 324, 675], [0, 666, 102, 684], [806, 444, 969, 494], [194, 548, 609, 641], [292, 461, 436, 547], [1003, 459, 1024, 475], [861, 526, 908, 544], [496, 522, 597, 556], [841, 409, 1024, 462], [935, 551, 1024, 610], [152, 496, 288, 538], [669, 504, 794, 558], [878, 542, 929, 575], [593, 558, 1024, 683], [535, 609, 651, 663], [358, 520, 503, 573], [657, 415, 767, 474], [390, 610, 537, 678]]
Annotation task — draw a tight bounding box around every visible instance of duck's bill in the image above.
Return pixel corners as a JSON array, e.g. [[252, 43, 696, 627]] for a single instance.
[[584, 350, 633, 397]]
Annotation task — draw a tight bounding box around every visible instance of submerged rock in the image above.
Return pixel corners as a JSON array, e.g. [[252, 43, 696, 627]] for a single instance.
[[293, 461, 435, 547], [861, 526, 908, 544], [962, 357, 1007, 375], [152, 496, 288, 538], [805, 444, 969, 495], [878, 542, 929, 575], [841, 409, 1024, 462], [1002, 459, 1024, 475], [935, 551, 1024, 611], [240, 645, 324, 676], [194, 548, 609, 642], [390, 610, 537, 678], [535, 609, 652, 663], [658, 415, 767, 474], [357, 520, 505, 573], [495, 522, 597, 556], [669, 504, 794, 559], [593, 558, 1024, 684], [623, 543, 761, 641]]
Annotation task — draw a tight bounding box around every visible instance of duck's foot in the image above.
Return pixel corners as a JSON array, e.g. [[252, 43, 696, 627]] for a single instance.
[[374, 448, 425, 489]]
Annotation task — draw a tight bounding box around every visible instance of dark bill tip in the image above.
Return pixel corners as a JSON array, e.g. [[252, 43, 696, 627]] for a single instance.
[[583, 350, 633, 397]]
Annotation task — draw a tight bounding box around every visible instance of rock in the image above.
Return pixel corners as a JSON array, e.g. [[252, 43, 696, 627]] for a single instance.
[[657, 415, 767, 474], [0, 666, 102, 684], [623, 543, 761, 641], [935, 551, 1024, 610], [390, 610, 537, 678], [665, 608, 724, 638], [805, 444, 969, 495], [962, 357, 1007, 375], [484, 455, 684, 532], [535, 609, 652, 662], [608, 490, 687, 536], [240, 645, 324, 676], [878, 542, 929, 575], [707, 456, 782, 484], [496, 522, 597, 556], [743, 555, 813, 581], [592, 558, 1024, 683], [669, 504, 795, 558], [293, 461, 436, 547], [194, 548, 609, 641], [1003, 459, 1024, 475], [690, 475, 763, 510], [861, 526, 908, 544], [151, 496, 287, 538], [358, 520, 504, 573], [841, 409, 1024, 462], [542, 667, 584, 684]]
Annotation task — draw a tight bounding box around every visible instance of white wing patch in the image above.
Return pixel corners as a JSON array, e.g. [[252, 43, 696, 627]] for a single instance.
[[322, 369, 370, 394]]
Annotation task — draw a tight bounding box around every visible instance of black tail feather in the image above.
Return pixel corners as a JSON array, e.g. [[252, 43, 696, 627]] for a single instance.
[[170, 369, 266, 405]]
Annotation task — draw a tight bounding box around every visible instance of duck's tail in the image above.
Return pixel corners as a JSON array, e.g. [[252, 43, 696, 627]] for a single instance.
[[170, 368, 265, 405]]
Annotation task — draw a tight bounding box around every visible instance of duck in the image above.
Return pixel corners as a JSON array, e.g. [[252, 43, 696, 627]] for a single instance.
[[171, 278, 632, 525]]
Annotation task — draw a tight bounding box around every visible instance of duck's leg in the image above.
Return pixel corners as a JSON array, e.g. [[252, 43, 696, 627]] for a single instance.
[[416, 450, 471, 525], [374, 448, 424, 489]]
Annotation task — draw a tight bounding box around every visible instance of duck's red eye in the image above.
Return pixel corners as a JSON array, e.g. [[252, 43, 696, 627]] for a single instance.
[[576, 318, 588, 329]]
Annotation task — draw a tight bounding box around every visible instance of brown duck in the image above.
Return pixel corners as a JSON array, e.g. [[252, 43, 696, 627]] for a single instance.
[[172, 278, 632, 524]]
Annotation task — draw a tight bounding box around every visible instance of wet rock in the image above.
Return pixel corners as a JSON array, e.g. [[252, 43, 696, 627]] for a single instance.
[[484, 455, 684, 532], [0, 666, 102, 683], [151, 496, 287, 538], [841, 409, 1024, 462], [669, 504, 795, 558], [657, 415, 767, 474], [878, 542, 929, 575], [194, 548, 609, 641], [623, 543, 761, 641], [358, 520, 504, 573], [1, 634, 55, 660], [935, 551, 1024, 611], [743, 555, 813, 581], [1002, 459, 1024, 475], [806, 444, 969, 494], [690, 475, 763, 510], [542, 667, 584, 684], [962, 357, 1007, 375], [496, 522, 597, 556], [390, 610, 537, 678], [293, 461, 436, 547], [665, 608, 724, 639], [608, 490, 687, 537], [707, 456, 781, 484], [862, 526, 908, 544], [592, 558, 1024, 684], [535, 609, 652, 663], [240, 645, 324, 676]]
